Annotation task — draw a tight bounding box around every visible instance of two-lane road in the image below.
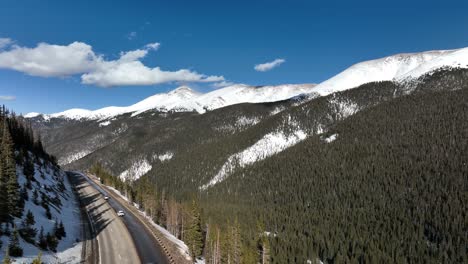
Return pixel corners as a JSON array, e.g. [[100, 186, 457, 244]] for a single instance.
[[69, 171, 140, 264], [69, 172, 169, 264]]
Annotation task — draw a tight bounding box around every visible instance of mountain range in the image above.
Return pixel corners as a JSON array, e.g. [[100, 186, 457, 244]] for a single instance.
[[26, 47, 468, 121], [22, 47, 468, 263]]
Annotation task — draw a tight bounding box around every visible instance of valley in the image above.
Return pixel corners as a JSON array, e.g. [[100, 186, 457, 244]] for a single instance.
[[20, 48, 468, 263]]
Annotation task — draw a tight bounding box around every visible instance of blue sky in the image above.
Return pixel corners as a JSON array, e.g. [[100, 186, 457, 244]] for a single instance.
[[1, 0, 467, 114]]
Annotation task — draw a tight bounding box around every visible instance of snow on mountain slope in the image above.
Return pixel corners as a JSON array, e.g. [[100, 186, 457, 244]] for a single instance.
[[313, 47, 468, 95], [119, 158, 152, 181], [193, 84, 316, 112], [44, 86, 201, 120], [26, 84, 316, 120], [201, 128, 307, 190], [25, 47, 468, 121]]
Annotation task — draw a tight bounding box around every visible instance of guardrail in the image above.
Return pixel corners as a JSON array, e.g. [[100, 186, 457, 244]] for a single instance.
[[89, 176, 180, 264]]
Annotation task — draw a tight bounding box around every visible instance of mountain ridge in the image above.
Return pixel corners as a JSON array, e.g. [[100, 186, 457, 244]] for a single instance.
[[25, 46, 468, 121]]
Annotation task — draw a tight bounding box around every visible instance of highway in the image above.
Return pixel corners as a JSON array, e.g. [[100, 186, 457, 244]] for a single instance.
[[69, 172, 169, 264]]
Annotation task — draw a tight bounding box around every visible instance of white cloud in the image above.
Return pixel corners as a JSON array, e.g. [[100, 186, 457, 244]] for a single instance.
[[127, 31, 137, 40], [0, 95, 15, 101], [145, 42, 160, 50], [0, 39, 224, 87], [0, 38, 13, 49], [254, 58, 285, 72], [0, 41, 98, 77]]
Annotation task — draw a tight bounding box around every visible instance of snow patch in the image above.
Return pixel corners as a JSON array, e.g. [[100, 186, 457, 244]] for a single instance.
[[59, 150, 92, 166], [329, 97, 359, 120], [324, 133, 337, 143], [154, 152, 174, 162], [98, 120, 111, 127], [236, 116, 260, 127], [24, 112, 41, 118], [201, 129, 307, 190], [119, 159, 152, 181]]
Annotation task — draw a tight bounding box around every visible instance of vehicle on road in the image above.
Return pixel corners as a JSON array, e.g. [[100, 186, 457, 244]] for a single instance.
[[117, 210, 125, 217], [104, 196, 109, 200]]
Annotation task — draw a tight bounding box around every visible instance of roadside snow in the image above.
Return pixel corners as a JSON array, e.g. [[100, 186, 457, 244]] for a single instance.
[[201, 129, 307, 190], [139, 210, 191, 261], [82, 173, 192, 261]]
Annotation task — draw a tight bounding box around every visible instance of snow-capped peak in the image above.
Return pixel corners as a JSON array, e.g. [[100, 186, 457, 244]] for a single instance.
[[313, 47, 468, 95], [23, 112, 42, 118], [25, 46, 468, 121], [26, 83, 316, 120]]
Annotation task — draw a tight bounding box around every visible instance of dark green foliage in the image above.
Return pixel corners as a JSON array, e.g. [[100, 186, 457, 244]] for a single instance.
[[28, 69, 468, 263], [38, 226, 47, 250], [186, 199, 204, 258], [8, 227, 23, 257], [55, 220, 66, 239], [20, 210, 37, 244], [23, 155, 35, 189], [46, 232, 58, 252]]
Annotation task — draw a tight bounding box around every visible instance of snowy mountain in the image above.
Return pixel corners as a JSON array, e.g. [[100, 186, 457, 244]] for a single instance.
[[25, 47, 468, 121], [26, 84, 316, 120], [313, 47, 468, 95]]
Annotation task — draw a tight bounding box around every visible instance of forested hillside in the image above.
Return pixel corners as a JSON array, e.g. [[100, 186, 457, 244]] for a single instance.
[[0, 107, 81, 263], [28, 68, 468, 263]]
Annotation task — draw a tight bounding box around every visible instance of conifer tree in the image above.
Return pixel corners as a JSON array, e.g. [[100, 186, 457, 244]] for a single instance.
[[186, 199, 203, 258], [2, 126, 20, 219], [20, 210, 37, 243], [38, 226, 47, 250], [9, 227, 23, 257]]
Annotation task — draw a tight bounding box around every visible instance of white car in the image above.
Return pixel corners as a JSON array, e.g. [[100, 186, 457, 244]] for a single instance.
[[117, 210, 125, 217], [104, 196, 109, 200]]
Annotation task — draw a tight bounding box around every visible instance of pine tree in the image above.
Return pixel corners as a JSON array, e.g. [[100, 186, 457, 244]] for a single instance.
[[46, 232, 58, 252], [2, 126, 20, 219], [186, 199, 203, 259], [0, 154, 7, 222], [231, 217, 242, 264], [9, 227, 23, 257], [57, 220, 66, 238], [23, 155, 35, 189], [38, 226, 47, 250], [20, 210, 37, 243]]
